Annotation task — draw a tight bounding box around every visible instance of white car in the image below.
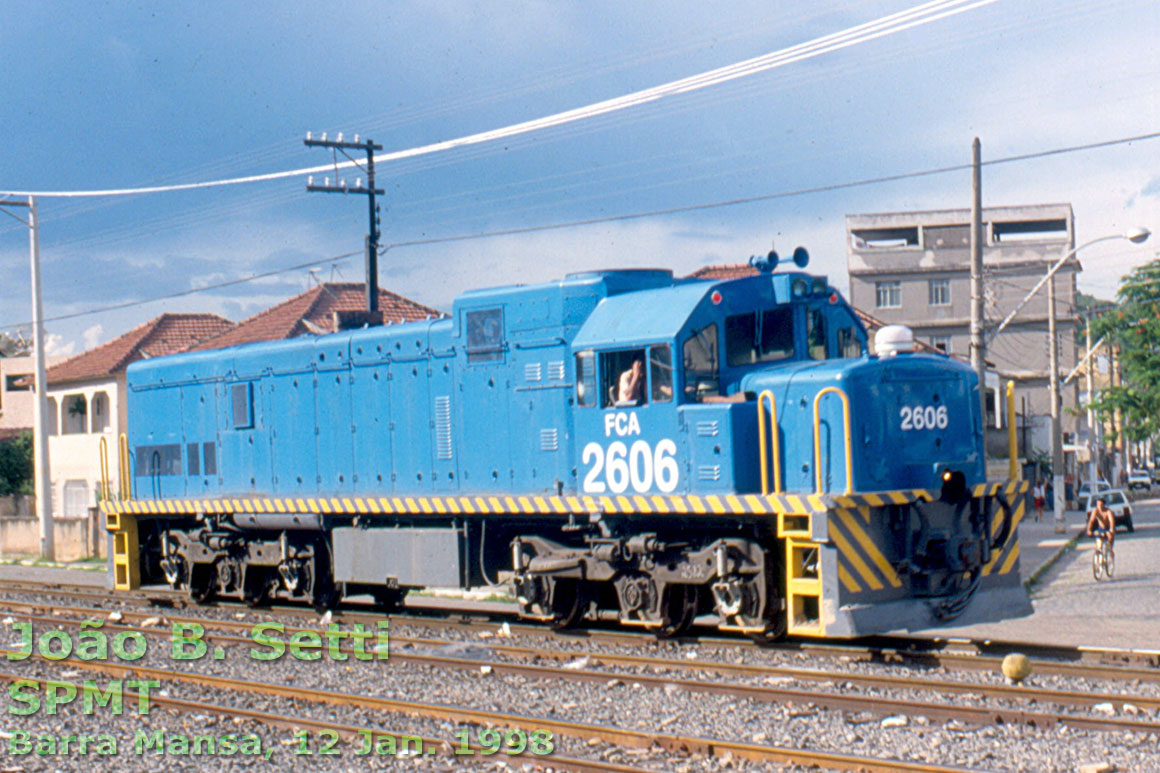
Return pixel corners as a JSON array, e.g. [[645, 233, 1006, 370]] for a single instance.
[[1076, 480, 1111, 500], [1128, 470, 1153, 491], [1075, 488, 1135, 533]]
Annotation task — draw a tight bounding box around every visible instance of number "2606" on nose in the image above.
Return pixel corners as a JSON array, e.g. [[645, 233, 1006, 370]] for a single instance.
[[900, 404, 948, 431]]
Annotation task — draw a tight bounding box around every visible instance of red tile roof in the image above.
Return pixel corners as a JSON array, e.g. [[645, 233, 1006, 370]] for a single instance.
[[46, 314, 235, 386], [686, 264, 941, 353], [190, 283, 442, 352]]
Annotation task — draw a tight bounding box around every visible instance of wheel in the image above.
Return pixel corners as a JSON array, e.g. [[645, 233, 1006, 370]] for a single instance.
[[1092, 544, 1104, 581], [515, 576, 587, 629], [1104, 544, 1115, 579], [654, 584, 699, 639]]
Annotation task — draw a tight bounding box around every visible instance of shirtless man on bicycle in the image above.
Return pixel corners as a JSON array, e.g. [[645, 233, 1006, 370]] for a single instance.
[[1085, 496, 1116, 550]]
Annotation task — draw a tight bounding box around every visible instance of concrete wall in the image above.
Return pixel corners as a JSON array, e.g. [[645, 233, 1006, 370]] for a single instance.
[[0, 508, 105, 561]]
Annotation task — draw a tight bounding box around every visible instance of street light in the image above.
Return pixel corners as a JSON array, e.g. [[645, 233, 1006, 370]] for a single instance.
[[1020, 228, 1151, 533]]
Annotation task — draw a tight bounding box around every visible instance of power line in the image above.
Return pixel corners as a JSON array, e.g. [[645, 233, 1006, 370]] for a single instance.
[[2, 126, 1157, 332], [0, 0, 999, 199], [0, 251, 361, 330]]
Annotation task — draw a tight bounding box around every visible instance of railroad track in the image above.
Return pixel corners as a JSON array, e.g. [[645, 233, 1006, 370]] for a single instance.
[[4, 603, 1160, 737], [0, 641, 972, 772], [1, 576, 1157, 684]]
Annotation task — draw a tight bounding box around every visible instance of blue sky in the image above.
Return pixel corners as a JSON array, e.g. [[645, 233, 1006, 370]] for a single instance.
[[1, 0, 1158, 355]]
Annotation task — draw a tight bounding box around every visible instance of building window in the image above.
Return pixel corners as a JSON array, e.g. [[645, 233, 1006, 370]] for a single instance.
[[930, 335, 951, 354], [62, 394, 88, 435], [90, 392, 110, 433], [928, 279, 950, 306], [875, 281, 901, 309], [4, 375, 31, 392], [851, 227, 919, 249]]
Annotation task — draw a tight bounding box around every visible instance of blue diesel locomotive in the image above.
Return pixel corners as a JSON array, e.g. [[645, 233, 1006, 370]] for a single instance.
[[104, 251, 1031, 638]]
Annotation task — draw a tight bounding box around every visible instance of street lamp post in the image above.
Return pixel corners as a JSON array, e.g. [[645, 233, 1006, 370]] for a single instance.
[[999, 228, 1151, 533]]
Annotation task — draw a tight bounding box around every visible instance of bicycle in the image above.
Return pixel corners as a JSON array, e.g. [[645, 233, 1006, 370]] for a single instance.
[[1092, 529, 1115, 581]]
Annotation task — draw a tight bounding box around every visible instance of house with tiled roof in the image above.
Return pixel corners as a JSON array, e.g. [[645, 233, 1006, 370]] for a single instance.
[[45, 313, 234, 518], [190, 283, 442, 352]]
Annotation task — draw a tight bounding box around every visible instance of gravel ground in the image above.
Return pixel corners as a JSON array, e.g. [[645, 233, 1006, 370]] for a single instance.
[[0, 589, 1154, 771]]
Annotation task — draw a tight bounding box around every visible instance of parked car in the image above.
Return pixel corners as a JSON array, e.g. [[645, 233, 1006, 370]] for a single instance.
[[1075, 488, 1134, 532], [1128, 470, 1153, 491], [1076, 480, 1112, 500]]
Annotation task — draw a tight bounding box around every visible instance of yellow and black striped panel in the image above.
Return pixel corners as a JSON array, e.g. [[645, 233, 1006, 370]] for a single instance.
[[830, 506, 904, 595], [982, 485, 1026, 577], [101, 481, 1029, 528], [103, 492, 833, 523]]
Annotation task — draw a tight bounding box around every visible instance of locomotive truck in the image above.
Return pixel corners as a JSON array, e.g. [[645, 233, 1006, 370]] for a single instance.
[[104, 250, 1030, 638]]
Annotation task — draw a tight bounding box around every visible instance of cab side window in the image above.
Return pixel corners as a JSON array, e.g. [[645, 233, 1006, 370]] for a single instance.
[[466, 308, 504, 363], [807, 308, 826, 361], [650, 345, 673, 403], [601, 349, 647, 407], [683, 323, 719, 401]]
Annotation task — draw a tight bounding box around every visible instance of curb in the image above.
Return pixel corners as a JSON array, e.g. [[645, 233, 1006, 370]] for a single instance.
[[1023, 530, 1082, 591]]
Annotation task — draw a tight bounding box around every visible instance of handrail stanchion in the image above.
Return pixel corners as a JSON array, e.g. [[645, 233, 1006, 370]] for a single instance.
[[1007, 381, 1018, 481], [99, 436, 110, 502], [119, 433, 131, 500], [757, 390, 782, 494], [812, 387, 853, 494]]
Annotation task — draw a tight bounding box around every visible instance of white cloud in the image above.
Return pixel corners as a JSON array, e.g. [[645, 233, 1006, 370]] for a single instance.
[[43, 333, 75, 358], [82, 324, 103, 350]]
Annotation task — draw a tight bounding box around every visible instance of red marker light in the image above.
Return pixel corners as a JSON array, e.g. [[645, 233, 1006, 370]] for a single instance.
[[710, 291, 722, 305], [829, 293, 838, 304]]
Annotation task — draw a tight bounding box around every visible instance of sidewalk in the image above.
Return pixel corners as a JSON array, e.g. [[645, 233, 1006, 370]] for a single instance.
[[1016, 508, 1086, 587]]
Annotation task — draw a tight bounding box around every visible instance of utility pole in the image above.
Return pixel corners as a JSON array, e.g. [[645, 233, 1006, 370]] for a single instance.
[[1084, 315, 1099, 486], [304, 132, 385, 318], [969, 138, 987, 426], [1048, 273, 1065, 533], [0, 197, 53, 559]]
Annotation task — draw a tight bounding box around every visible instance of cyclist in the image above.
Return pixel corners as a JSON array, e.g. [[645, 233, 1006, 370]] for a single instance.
[[1085, 496, 1116, 550]]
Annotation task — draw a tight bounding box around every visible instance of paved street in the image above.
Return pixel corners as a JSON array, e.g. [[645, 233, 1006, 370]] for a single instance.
[[921, 495, 1160, 649]]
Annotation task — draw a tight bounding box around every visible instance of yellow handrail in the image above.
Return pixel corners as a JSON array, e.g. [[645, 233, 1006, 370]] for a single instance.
[[812, 386, 853, 494], [118, 432, 131, 500], [99, 436, 110, 502], [756, 390, 782, 494], [1007, 380, 1018, 481]]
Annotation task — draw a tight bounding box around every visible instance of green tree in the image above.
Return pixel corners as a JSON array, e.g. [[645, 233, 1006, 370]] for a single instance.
[[0, 432, 33, 496], [1090, 258, 1160, 443]]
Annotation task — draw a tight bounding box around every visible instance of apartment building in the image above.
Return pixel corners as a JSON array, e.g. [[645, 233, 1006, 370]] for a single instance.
[[846, 203, 1078, 436]]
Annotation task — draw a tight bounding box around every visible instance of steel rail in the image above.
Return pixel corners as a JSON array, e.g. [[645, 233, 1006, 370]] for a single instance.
[[4, 606, 1160, 735], [3, 577, 1160, 680], [0, 656, 970, 773], [0, 669, 644, 773]]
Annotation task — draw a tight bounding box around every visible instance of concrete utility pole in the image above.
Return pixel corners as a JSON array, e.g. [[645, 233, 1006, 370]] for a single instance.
[[304, 133, 385, 316], [1085, 316, 1100, 486], [969, 138, 987, 425], [0, 197, 53, 559], [1048, 273, 1065, 533]]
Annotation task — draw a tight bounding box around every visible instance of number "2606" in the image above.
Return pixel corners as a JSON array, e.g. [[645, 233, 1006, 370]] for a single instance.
[[900, 404, 948, 431]]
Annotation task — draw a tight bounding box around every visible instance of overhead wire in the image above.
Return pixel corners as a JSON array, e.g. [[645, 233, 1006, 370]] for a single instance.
[[1, 126, 1157, 333], [0, 0, 1002, 199]]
